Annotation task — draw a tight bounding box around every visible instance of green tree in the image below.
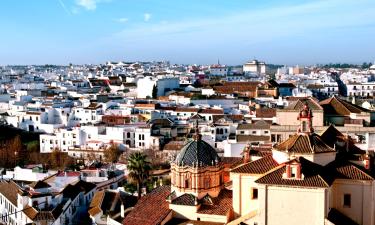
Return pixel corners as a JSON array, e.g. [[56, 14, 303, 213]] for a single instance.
[[152, 84, 158, 99], [127, 152, 152, 199], [104, 141, 121, 163]]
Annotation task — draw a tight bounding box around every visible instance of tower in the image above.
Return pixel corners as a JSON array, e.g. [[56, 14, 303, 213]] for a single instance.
[[297, 104, 314, 134]]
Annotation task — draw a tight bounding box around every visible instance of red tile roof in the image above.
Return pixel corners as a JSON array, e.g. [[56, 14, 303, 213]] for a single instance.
[[274, 133, 335, 154], [197, 189, 232, 216], [255, 157, 331, 188], [319, 96, 368, 116], [255, 108, 276, 118], [123, 186, 171, 225], [231, 155, 279, 174]]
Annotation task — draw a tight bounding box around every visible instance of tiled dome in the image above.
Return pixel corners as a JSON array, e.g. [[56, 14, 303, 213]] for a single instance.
[[175, 140, 220, 167]]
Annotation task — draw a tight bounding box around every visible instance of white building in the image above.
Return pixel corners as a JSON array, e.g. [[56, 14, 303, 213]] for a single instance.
[[243, 60, 266, 74]]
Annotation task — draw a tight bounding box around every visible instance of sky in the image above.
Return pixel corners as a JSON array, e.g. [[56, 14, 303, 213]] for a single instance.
[[0, 0, 374, 65]]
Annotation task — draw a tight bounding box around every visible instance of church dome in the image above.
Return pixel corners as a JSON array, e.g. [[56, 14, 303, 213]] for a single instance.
[[175, 139, 220, 167]]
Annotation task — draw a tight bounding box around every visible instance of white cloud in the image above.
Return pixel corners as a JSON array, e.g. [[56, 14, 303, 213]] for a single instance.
[[75, 0, 111, 11], [144, 13, 151, 22], [76, 0, 97, 10], [116, 18, 129, 23]]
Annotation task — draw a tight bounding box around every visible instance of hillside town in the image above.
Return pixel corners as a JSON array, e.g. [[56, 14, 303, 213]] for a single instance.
[[0, 60, 374, 225]]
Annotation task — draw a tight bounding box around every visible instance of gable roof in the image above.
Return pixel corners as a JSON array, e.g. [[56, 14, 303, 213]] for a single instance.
[[231, 155, 279, 174], [255, 157, 332, 188], [274, 133, 335, 154], [285, 98, 322, 111], [0, 181, 20, 205], [319, 96, 369, 116]]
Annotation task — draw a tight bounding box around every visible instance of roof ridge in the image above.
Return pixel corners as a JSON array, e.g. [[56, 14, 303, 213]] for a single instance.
[[254, 164, 285, 182], [307, 135, 314, 153], [347, 162, 374, 180]]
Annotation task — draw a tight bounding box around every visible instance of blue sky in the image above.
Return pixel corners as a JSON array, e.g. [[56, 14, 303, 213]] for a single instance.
[[0, 0, 374, 65]]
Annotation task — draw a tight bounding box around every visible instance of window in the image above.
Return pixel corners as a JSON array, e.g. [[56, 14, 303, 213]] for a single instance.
[[291, 167, 296, 178], [252, 188, 258, 199], [343, 194, 351, 208], [185, 179, 190, 189], [264, 131, 269, 134], [240, 131, 245, 134], [302, 121, 307, 132], [252, 131, 256, 134]]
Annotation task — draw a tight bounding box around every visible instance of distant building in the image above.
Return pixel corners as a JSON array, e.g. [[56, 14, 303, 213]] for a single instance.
[[243, 60, 266, 74]]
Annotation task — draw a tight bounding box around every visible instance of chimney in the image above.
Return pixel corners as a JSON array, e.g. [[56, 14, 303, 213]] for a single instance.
[[243, 144, 251, 164]]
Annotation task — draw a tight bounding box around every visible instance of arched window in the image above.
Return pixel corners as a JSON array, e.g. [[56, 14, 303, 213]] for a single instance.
[[185, 179, 191, 189]]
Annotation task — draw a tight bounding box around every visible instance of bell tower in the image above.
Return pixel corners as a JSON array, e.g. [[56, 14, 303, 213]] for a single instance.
[[297, 104, 314, 134]]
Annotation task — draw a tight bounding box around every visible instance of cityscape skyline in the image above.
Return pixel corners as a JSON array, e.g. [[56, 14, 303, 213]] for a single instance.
[[0, 0, 374, 65]]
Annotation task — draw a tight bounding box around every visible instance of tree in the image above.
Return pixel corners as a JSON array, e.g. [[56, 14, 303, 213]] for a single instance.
[[9, 135, 22, 166], [104, 141, 121, 163], [50, 148, 74, 169], [152, 84, 158, 99], [127, 152, 152, 199]]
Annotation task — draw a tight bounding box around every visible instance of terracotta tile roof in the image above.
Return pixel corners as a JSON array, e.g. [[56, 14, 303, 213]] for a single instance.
[[319, 96, 368, 116], [285, 98, 323, 110], [231, 155, 279, 174], [0, 180, 20, 205], [327, 160, 374, 181], [163, 141, 186, 151], [88, 190, 105, 216], [171, 193, 196, 206], [197, 189, 232, 215], [175, 107, 199, 112], [200, 108, 224, 114], [221, 157, 243, 168], [237, 120, 270, 130], [236, 135, 270, 143], [23, 206, 39, 220], [255, 157, 332, 188], [255, 108, 276, 118], [274, 133, 335, 154], [123, 186, 171, 225]]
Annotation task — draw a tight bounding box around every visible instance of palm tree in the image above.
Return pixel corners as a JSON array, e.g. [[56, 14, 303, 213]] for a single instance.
[[127, 152, 152, 199]]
